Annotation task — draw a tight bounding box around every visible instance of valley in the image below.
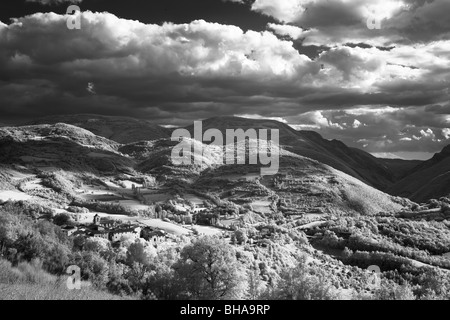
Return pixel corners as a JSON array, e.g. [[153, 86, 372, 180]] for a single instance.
[[1, 117, 450, 300]]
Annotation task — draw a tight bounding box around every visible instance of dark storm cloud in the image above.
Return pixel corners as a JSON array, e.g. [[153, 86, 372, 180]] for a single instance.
[[226, 0, 450, 46], [0, 12, 320, 124], [0, 0, 275, 32]]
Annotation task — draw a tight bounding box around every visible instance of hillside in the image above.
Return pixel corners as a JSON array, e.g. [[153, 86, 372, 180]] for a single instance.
[[2, 121, 450, 301], [379, 158, 423, 181], [25, 115, 405, 191], [27, 114, 171, 144], [388, 145, 450, 202], [194, 153, 408, 217], [0, 123, 134, 174], [186, 116, 397, 190]]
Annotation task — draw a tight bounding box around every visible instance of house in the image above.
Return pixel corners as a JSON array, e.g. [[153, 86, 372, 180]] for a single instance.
[[148, 230, 167, 246], [193, 207, 207, 213], [109, 226, 142, 242], [99, 218, 116, 229], [61, 225, 78, 236], [89, 230, 109, 239]]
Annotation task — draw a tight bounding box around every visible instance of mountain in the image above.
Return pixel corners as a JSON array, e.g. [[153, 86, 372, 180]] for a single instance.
[[0, 123, 134, 173], [27, 114, 171, 144], [379, 158, 423, 181], [194, 152, 408, 216], [24, 115, 406, 190], [388, 145, 450, 202], [185, 116, 397, 190]]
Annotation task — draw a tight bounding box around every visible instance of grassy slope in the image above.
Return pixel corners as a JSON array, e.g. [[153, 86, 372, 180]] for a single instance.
[[0, 259, 129, 300], [0, 123, 134, 174], [185, 116, 396, 190], [195, 153, 407, 216]]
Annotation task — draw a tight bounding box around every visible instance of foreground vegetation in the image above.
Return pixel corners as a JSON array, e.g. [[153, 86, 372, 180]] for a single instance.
[[2, 200, 450, 300]]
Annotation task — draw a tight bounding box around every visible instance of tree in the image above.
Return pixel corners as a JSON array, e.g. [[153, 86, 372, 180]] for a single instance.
[[0, 213, 23, 253], [70, 251, 109, 288], [415, 268, 450, 299], [234, 229, 248, 245], [85, 237, 111, 253], [175, 236, 245, 300], [126, 239, 156, 267], [247, 265, 264, 300], [274, 256, 338, 300], [374, 279, 416, 300], [143, 248, 181, 300], [53, 213, 72, 226], [14, 233, 46, 262]]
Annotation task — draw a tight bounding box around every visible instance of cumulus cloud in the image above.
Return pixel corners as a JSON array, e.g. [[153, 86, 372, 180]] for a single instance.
[[352, 119, 363, 128], [224, 0, 450, 49], [0, 9, 449, 157], [236, 114, 288, 123], [443, 128, 450, 140], [267, 23, 304, 39], [251, 0, 305, 23], [0, 11, 320, 122], [295, 111, 345, 130]]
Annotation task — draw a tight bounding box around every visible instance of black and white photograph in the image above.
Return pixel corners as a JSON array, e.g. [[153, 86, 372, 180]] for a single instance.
[[0, 0, 450, 305]]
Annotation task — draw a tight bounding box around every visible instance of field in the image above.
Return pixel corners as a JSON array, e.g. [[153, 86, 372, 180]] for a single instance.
[[0, 191, 32, 202]]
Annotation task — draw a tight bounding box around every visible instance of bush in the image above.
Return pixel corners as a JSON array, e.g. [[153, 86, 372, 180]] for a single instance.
[[0, 258, 54, 285], [175, 236, 245, 299], [53, 213, 73, 226], [271, 256, 338, 300], [234, 229, 248, 245]]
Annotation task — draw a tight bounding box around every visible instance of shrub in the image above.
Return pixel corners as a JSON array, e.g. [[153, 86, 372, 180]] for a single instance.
[[53, 213, 73, 226]]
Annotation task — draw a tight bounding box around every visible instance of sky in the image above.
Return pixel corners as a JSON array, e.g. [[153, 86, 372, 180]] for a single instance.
[[0, 0, 450, 160]]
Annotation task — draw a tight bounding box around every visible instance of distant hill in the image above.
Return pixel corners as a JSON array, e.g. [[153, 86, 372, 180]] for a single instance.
[[0, 121, 411, 215], [379, 158, 423, 181], [0, 123, 134, 173], [388, 145, 450, 202], [185, 116, 397, 190], [194, 150, 408, 216], [27, 114, 171, 144], [19, 115, 435, 198]]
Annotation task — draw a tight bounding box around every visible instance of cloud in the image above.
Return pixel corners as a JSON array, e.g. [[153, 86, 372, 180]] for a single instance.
[[443, 128, 450, 140], [267, 23, 303, 39], [251, 0, 305, 23], [230, 0, 450, 47], [352, 119, 363, 128], [87, 82, 96, 94], [0, 10, 449, 157], [371, 152, 403, 159], [0, 11, 320, 122], [235, 114, 288, 123], [296, 111, 344, 130], [419, 128, 435, 140]]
